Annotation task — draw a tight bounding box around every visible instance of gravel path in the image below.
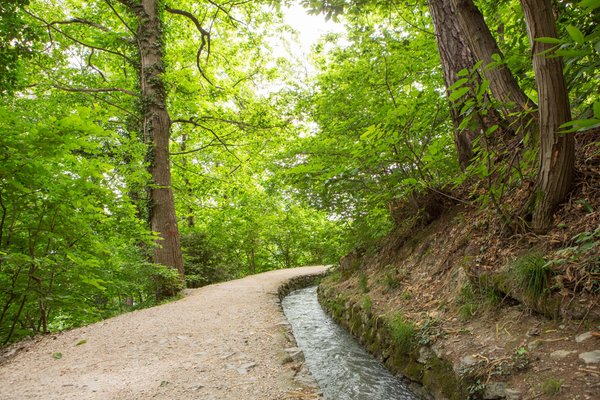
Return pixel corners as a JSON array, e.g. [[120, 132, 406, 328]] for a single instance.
[[0, 266, 327, 399]]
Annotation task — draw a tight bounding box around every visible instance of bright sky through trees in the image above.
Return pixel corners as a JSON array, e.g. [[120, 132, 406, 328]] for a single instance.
[[282, 4, 345, 54]]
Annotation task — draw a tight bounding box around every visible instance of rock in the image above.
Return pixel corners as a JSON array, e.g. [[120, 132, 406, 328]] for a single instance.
[[527, 340, 541, 350], [431, 342, 444, 358], [575, 331, 593, 343], [550, 350, 576, 360], [284, 347, 305, 363], [483, 382, 507, 399], [417, 347, 433, 364], [455, 355, 479, 374], [526, 328, 540, 337], [579, 350, 600, 364], [293, 363, 320, 389], [504, 388, 522, 400]]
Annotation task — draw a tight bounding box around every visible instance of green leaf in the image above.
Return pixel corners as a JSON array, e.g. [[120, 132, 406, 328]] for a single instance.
[[52, 352, 62, 360], [485, 125, 499, 136], [457, 68, 469, 77], [593, 101, 600, 119], [566, 25, 585, 44], [75, 340, 87, 346], [556, 48, 592, 57], [449, 87, 470, 101], [560, 118, 600, 132], [535, 37, 562, 44], [476, 80, 490, 100], [576, 199, 594, 213], [401, 178, 418, 186], [448, 78, 469, 91], [579, 0, 600, 10]]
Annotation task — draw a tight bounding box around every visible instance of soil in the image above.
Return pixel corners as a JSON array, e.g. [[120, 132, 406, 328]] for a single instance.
[[0, 266, 327, 400]]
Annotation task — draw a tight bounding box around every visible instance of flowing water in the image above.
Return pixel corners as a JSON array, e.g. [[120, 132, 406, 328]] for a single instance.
[[282, 286, 419, 400]]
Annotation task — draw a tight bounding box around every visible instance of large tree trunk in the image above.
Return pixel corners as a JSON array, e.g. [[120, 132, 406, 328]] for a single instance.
[[427, 0, 483, 169], [136, 0, 185, 281], [452, 0, 535, 115], [521, 0, 575, 232]]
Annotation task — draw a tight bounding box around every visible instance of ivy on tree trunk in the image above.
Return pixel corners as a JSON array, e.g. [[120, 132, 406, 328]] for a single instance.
[[132, 0, 185, 286]]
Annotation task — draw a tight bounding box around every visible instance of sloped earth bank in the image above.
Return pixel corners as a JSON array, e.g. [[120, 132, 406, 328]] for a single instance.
[[318, 131, 600, 399], [0, 266, 327, 400], [318, 203, 600, 400]]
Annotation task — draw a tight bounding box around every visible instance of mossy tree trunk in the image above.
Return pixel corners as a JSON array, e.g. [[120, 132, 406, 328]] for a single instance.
[[126, 0, 185, 288]]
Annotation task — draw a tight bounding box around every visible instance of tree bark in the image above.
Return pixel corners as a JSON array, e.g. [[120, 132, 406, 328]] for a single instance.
[[427, 0, 483, 169], [521, 0, 575, 232], [135, 0, 185, 279], [452, 0, 535, 114]]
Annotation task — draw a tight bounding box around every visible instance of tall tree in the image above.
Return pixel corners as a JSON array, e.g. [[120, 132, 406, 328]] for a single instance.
[[520, 0, 575, 232], [125, 0, 185, 279]]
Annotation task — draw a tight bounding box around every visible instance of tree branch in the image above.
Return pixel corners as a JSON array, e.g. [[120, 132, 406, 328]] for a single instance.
[[53, 85, 138, 96], [49, 18, 111, 32], [170, 139, 218, 155], [87, 49, 107, 82], [206, 0, 244, 26], [171, 118, 241, 162], [25, 11, 135, 64], [104, 0, 138, 38], [164, 5, 217, 87]]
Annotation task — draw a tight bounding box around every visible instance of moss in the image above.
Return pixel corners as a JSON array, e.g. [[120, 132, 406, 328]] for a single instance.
[[423, 355, 470, 400]]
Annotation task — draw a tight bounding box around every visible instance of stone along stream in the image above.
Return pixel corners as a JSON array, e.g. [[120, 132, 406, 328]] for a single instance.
[[282, 286, 418, 400]]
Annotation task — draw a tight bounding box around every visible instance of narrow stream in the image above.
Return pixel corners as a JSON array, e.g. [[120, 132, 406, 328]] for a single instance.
[[282, 286, 418, 400]]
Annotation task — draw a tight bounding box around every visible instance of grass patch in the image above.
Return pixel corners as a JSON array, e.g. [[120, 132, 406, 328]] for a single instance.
[[388, 313, 417, 352], [328, 269, 342, 283], [541, 378, 563, 395], [361, 295, 372, 312], [384, 271, 400, 290], [358, 272, 369, 293], [511, 252, 553, 300], [457, 282, 479, 320]]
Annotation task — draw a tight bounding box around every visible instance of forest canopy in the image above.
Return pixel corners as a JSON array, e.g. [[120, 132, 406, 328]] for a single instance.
[[1, 0, 598, 344]]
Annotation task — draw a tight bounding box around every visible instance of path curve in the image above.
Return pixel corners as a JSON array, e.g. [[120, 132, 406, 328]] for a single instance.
[[0, 266, 328, 399]]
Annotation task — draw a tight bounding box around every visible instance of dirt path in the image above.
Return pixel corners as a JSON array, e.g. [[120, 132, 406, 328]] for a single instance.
[[0, 266, 327, 400]]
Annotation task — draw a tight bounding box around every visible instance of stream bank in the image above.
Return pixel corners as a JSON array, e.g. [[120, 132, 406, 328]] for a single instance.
[[315, 196, 599, 400]]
